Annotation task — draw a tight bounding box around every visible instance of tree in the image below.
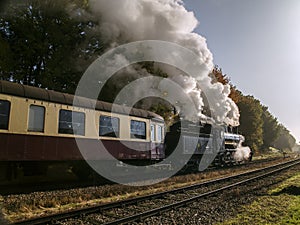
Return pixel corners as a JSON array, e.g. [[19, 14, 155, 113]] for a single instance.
[[0, 0, 100, 92], [237, 95, 264, 153], [261, 106, 280, 150], [211, 66, 242, 103], [0, 34, 14, 79], [211, 65, 297, 154], [210, 65, 230, 85], [273, 125, 296, 151]]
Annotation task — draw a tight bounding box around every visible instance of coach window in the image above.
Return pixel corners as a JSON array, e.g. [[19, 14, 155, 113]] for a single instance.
[[130, 120, 146, 139], [157, 125, 163, 142], [0, 100, 10, 130], [99, 116, 119, 138], [28, 105, 45, 132], [59, 109, 85, 136], [150, 124, 155, 141]]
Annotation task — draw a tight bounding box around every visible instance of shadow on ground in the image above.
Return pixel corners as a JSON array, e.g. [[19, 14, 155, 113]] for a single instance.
[[273, 185, 300, 196]]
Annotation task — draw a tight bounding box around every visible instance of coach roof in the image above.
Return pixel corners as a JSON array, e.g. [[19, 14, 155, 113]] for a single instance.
[[0, 80, 163, 121]]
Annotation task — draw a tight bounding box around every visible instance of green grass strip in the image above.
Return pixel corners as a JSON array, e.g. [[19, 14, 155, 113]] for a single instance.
[[219, 173, 300, 225]]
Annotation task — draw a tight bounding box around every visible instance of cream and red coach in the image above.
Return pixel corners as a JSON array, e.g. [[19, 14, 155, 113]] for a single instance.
[[0, 80, 165, 179]]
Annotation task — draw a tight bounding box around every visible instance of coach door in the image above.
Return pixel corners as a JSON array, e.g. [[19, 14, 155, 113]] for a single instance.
[[150, 123, 164, 160]]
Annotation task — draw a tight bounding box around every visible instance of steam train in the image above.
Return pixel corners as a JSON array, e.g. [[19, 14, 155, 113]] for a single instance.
[[164, 119, 247, 171], [0, 80, 248, 181]]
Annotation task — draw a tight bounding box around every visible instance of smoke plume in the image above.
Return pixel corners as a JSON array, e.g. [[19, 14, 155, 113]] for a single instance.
[[86, 0, 240, 126], [233, 136, 252, 162]]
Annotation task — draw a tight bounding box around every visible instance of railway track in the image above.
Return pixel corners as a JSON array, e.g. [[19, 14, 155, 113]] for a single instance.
[[0, 156, 286, 196], [13, 157, 300, 225], [206, 155, 284, 171]]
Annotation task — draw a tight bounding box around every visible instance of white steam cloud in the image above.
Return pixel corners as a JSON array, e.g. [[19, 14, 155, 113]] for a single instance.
[[233, 136, 252, 162], [87, 0, 240, 126]]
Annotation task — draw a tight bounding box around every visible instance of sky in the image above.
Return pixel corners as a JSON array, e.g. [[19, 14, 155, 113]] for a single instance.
[[183, 0, 300, 142]]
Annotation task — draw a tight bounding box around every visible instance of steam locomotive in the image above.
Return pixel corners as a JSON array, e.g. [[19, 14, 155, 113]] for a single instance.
[[164, 119, 248, 171], [0, 80, 249, 181]]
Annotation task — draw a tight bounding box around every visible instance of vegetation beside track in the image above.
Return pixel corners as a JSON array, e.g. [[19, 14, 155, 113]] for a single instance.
[[1, 158, 291, 223], [219, 172, 300, 225], [1, 170, 237, 222]]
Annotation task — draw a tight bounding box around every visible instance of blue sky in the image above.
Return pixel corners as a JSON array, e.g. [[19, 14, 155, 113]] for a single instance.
[[183, 0, 300, 141]]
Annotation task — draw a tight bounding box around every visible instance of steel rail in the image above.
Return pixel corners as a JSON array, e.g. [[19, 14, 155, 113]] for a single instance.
[[13, 158, 300, 225], [102, 159, 300, 225]]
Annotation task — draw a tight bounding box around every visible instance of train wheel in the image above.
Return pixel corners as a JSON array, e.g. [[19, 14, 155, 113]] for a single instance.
[[71, 161, 92, 181], [22, 162, 48, 176], [0, 162, 18, 181]]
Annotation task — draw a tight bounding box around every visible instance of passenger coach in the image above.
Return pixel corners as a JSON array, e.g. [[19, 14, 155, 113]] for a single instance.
[[0, 80, 165, 180]]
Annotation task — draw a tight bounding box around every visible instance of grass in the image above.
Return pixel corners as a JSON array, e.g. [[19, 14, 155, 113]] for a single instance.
[[1, 158, 291, 223], [252, 151, 289, 161], [0, 167, 253, 222], [218, 173, 300, 225], [2, 178, 207, 222]]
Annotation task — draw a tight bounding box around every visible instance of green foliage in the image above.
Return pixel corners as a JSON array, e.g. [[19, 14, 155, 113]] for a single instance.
[[149, 102, 175, 127], [0, 0, 108, 93], [0, 0, 83, 90], [273, 124, 296, 152], [237, 95, 264, 153], [0, 35, 13, 76], [213, 66, 296, 154], [236, 95, 295, 153], [140, 61, 169, 78], [220, 173, 300, 225], [261, 106, 280, 150], [0, 2, 296, 154]]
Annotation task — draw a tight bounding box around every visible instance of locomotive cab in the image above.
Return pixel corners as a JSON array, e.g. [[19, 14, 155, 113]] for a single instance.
[[164, 120, 214, 171]]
